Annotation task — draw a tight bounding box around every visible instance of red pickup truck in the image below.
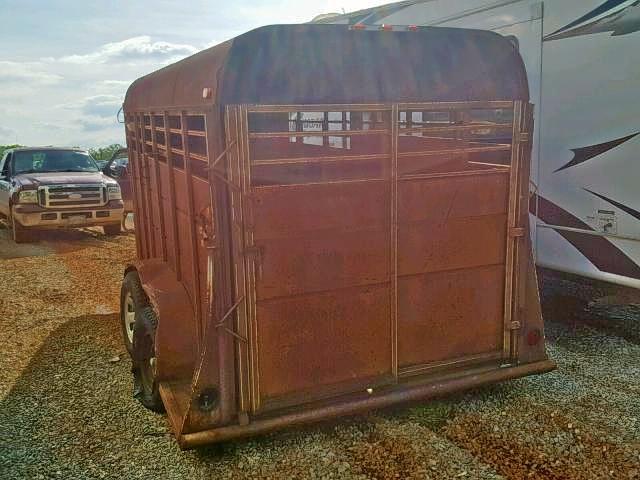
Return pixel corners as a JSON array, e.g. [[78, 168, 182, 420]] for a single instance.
[[0, 147, 124, 242]]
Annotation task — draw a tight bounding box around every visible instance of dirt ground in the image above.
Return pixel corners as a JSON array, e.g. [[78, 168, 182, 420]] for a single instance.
[[0, 225, 638, 479]]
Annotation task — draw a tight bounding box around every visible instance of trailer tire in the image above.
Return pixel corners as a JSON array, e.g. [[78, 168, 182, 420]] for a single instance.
[[132, 306, 164, 413], [120, 271, 149, 354]]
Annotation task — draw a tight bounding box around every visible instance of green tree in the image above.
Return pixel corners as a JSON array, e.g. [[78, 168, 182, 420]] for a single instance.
[[88, 143, 125, 161], [0, 144, 23, 158]]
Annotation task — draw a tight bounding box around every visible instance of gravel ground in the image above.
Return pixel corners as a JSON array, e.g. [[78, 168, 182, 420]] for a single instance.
[[0, 227, 639, 479]]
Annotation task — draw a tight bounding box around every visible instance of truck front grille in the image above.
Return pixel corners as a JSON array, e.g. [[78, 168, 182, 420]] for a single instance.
[[39, 184, 107, 209]]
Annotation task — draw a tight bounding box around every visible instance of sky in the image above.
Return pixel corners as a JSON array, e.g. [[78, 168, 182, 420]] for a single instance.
[[0, 0, 386, 149]]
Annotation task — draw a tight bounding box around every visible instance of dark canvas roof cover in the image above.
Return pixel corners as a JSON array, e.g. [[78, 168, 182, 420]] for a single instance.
[[124, 24, 528, 110]]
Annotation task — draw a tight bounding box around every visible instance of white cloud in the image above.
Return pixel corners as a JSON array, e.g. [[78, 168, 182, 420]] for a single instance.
[[80, 95, 123, 118], [59, 36, 198, 65], [0, 61, 63, 85], [100, 80, 132, 87], [1, 0, 384, 148], [79, 117, 116, 132], [0, 125, 16, 142]]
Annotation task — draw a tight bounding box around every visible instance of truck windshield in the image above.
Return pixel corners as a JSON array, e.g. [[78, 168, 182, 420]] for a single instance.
[[12, 150, 99, 174]]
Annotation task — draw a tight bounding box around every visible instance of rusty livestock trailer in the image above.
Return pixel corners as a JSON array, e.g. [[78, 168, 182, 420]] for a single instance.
[[120, 24, 555, 448]]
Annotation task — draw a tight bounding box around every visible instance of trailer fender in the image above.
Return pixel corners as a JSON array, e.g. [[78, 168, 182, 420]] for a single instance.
[[128, 260, 198, 381]]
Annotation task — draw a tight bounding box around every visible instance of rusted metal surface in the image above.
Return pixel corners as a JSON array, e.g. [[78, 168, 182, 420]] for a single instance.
[[120, 25, 552, 447], [178, 359, 556, 449], [124, 26, 528, 111]]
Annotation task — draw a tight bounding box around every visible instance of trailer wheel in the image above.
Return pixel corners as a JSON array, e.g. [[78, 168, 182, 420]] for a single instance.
[[132, 306, 164, 413], [120, 271, 149, 354]]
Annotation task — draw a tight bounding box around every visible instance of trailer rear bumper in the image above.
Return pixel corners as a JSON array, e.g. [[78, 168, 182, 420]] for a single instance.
[[177, 358, 556, 449]]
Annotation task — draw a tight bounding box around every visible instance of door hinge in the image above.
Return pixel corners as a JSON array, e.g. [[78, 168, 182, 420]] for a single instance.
[[509, 227, 525, 238]]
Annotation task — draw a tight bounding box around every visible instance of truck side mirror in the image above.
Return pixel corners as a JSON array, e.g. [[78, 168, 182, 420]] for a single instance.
[[113, 164, 126, 177]]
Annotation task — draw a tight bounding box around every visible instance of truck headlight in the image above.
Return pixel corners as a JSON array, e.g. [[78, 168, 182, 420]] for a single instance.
[[107, 184, 122, 200], [17, 190, 38, 204]]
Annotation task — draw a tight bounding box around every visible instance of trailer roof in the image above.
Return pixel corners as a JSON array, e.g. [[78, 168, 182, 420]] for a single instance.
[[124, 24, 528, 110]]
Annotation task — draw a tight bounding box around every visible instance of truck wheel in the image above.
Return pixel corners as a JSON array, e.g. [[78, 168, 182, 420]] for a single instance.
[[103, 223, 121, 236], [120, 271, 149, 354], [132, 306, 164, 413], [11, 215, 32, 243]]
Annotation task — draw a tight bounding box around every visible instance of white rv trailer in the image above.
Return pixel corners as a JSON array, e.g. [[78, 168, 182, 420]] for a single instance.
[[317, 0, 640, 289]]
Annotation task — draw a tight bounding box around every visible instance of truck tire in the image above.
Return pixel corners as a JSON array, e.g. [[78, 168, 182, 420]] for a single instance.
[[103, 223, 121, 236], [132, 306, 164, 413], [120, 271, 149, 354], [11, 215, 32, 243]]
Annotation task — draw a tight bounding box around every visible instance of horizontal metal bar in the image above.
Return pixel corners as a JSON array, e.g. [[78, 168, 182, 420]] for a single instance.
[[252, 177, 386, 191], [248, 129, 389, 139], [189, 152, 208, 162], [400, 123, 513, 135], [125, 105, 215, 114], [252, 153, 389, 167], [396, 100, 514, 111], [178, 359, 556, 449], [399, 168, 510, 181], [246, 104, 391, 113], [468, 161, 511, 168], [186, 130, 206, 137], [399, 351, 504, 378], [398, 144, 512, 157]]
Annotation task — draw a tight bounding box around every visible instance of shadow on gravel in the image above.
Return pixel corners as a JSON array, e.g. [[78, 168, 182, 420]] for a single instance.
[[0, 313, 385, 480], [0, 313, 173, 480], [540, 268, 640, 345], [0, 224, 132, 259]]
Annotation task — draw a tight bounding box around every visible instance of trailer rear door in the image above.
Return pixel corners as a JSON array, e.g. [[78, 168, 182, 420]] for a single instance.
[[226, 101, 531, 414]]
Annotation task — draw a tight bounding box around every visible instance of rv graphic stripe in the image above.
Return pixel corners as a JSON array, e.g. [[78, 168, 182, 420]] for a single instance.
[[544, 0, 640, 40], [584, 189, 640, 221], [547, 0, 630, 36], [554, 131, 640, 172], [531, 194, 640, 279]]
